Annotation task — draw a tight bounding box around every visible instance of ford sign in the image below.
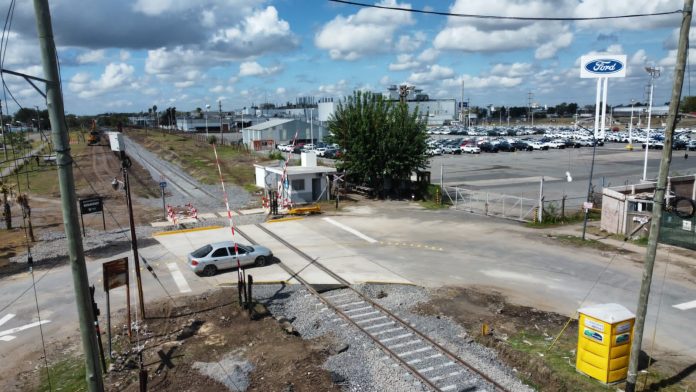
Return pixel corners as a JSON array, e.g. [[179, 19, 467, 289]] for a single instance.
[[580, 54, 627, 78], [585, 59, 623, 75]]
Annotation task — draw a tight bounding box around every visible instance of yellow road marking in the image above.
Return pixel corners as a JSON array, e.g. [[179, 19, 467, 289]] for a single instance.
[[154, 225, 223, 236]]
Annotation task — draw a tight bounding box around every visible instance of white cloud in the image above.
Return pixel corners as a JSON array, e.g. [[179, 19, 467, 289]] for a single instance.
[[314, 0, 414, 60], [490, 63, 533, 78], [408, 65, 455, 84], [200, 9, 216, 27], [210, 6, 298, 58], [69, 62, 136, 98], [418, 48, 439, 62], [77, 49, 106, 64], [380, 76, 391, 85], [395, 32, 427, 53], [145, 46, 206, 76], [119, 50, 131, 62], [389, 54, 420, 71], [238, 61, 282, 77], [574, 0, 681, 30], [318, 79, 348, 96], [276, 87, 286, 94], [443, 74, 522, 89]]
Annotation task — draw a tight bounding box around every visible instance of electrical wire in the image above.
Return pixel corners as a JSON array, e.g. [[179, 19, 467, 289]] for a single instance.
[[17, 198, 53, 391], [328, 0, 682, 21]]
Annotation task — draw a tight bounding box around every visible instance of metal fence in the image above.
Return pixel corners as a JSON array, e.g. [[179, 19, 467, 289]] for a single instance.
[[444, 186, 538, 222], [660, 211, 696, 250]]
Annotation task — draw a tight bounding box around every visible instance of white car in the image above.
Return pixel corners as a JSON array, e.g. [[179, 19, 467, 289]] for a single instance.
[[315, 147, 328, 156], [302, 143, 316, 152], [461, 144, 481, 154]]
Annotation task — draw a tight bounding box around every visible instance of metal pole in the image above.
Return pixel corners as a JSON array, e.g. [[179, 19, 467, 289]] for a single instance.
[[32, 0, 104, 389], [643, 71, 658, 181], [219, 100, 223, 145], [538, 176, 544, 222], [629, 101, 635, 148], [594, 79, 601, 139], [0, 100, 7, 160], [439, 163, 444, 205], [626, 2, 693, 390], [582, 133, 598, 240], [123, 165, 145, 319], [106, 291, 112, 359], [161, 186, 166, 219], [600, 77, 608, 140]]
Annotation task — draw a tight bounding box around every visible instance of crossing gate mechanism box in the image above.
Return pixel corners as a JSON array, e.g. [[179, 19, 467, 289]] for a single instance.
[[576, 303, 635, 384]]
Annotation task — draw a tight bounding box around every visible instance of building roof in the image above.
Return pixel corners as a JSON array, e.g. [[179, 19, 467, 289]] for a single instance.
[[254, 163, 336, 176], [244, 118, 294, 131]]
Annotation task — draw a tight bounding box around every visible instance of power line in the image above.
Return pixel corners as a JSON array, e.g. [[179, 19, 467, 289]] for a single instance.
[[329, 0, 682, 21]]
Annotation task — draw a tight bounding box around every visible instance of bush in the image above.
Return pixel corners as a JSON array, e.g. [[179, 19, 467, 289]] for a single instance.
[[267, 151, 283, 160], [206, 135, 217, 144]]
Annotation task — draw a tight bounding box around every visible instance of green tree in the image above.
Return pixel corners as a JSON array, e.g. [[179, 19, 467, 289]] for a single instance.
[[681, 96, 696, 112], [327, 91, 428, 198]]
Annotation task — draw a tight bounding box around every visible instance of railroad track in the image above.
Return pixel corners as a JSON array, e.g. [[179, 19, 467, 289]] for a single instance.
[[236, 224, 512, 392]]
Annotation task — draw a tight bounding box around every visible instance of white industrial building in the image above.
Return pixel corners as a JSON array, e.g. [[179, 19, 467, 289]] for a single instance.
[[242, 118, 328, 151]]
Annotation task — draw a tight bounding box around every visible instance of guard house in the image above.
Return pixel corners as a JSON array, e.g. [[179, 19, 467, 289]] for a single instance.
[[601, 175, 696, 237], [254, 152, 336, 204]]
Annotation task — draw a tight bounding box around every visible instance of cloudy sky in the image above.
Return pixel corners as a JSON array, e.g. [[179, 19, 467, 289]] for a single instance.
[[1, 0, 694, 115]]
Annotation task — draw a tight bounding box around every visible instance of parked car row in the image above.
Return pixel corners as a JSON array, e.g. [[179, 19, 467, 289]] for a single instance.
[[427, 136, 606, 156]]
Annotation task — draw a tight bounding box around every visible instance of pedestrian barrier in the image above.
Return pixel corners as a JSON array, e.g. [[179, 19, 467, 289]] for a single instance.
[[166, 203, 198, 225], [444, 186, 537, 222]]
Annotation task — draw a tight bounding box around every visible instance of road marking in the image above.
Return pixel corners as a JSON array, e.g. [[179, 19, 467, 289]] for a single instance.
[[323, 217, 377, 243], [673, 300, 696, 310], [0, 320, 51, 341], [0, 313, 15, 327], [167, 263, 192, 293]]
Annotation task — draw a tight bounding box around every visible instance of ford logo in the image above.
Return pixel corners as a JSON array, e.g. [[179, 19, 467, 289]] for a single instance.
[[584, 59, 624, 74]]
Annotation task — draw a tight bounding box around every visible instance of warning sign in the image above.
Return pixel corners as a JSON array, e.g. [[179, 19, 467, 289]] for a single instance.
[[103, 257, 129, 291]]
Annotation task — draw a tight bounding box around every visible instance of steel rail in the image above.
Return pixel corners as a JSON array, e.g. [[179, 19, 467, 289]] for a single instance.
[[239, 223, 512, 392]]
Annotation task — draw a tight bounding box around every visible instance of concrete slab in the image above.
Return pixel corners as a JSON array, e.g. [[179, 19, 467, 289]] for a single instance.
[[260, 220, 412, 285], [198, 213, 218, 219], [239, 207, 266, 215], [151, 221, 172, 228]]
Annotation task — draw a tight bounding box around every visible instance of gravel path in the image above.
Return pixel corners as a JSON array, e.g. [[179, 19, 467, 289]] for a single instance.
[[252, 283, 533, 392]]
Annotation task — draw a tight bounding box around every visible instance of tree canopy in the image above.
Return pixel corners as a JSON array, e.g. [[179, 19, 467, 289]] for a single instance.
[[327, 91, 428, 197]]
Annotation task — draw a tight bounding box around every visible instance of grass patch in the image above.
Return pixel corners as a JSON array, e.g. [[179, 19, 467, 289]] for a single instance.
[[418, 199, 450, 209], [551, 234, 618, 252], [36, 356, 87, 392], [126, 129, 270, 190]]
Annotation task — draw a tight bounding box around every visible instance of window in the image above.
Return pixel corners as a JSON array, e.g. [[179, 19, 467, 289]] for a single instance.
[[211, 247, 229, 258], [227, 246, 247, 255], [191, 245, 213, 258], [291, 179, 305, 191]]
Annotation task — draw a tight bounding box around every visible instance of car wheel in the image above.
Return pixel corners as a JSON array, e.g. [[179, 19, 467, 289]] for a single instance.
[[255, 256, 268, 267], [202, 265, 217, 277]]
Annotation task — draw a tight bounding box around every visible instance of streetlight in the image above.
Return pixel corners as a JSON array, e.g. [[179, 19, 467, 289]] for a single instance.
[[205, 104, 210, 138], [642, 66, 660, 182], [628, 99, 635, 149]]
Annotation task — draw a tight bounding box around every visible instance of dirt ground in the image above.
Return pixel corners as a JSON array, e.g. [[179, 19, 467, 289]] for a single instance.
[[0, 139, 161, 273], [417, 286, 696, 392]]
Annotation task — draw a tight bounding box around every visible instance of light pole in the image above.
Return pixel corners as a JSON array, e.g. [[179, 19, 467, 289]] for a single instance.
[[642, 66, 661, 181], [205, 104, 210, 139], [628, 99, 635, 149]]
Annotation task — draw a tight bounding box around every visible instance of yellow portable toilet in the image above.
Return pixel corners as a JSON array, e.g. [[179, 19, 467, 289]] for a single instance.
[[576, 303, 635, 384]]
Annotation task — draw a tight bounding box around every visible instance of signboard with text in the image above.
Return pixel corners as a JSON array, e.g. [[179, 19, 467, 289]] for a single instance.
[[79, 197, 103, 215], [580, 54, 627, 78]]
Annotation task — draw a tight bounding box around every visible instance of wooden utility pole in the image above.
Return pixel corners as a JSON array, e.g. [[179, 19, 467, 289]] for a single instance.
[[32, 0, 105, 390], [625, 1, 693, 391]]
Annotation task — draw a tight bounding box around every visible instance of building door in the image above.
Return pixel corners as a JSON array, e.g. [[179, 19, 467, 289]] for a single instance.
[[312, 178, 321, 201]]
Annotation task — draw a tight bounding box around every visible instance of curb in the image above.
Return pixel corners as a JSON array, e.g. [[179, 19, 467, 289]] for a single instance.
[[153, 225, 223, 236]]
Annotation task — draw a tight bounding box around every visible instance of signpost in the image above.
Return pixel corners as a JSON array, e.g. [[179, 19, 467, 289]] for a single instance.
[[580, 54, 627, 140], [103, 257, 130, 357], [78, 197, 105, 235]]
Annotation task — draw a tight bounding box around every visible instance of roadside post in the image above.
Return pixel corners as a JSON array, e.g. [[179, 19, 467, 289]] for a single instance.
[[88, 285, 107, 372], [103, 257, 130, 356], [159, 180, 167, 219], [78, 196, 106, 235]]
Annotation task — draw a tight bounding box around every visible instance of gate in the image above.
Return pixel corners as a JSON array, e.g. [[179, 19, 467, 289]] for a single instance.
[[444, 186, 538, 222]]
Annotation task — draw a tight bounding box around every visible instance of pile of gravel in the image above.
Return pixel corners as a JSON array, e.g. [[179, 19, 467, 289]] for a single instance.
[[251, 283, 532, 392], [192, 348, 253, 392]]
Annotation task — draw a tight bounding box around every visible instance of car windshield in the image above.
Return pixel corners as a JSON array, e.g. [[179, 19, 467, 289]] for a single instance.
[[191, 244, 213, 258]]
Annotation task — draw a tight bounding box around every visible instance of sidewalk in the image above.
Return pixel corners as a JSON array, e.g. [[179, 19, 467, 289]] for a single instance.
[[541, 221, 696, 267]]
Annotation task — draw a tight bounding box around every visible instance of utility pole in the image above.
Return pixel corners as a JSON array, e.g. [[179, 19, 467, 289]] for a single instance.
[[0, 100, 7, 160], [32, 0, 104, 390], [625, 1, 693, 391], [527, 91, 534, 126]]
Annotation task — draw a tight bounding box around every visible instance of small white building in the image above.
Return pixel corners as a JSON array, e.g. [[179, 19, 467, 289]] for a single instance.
[[254, 152, 336, 205]]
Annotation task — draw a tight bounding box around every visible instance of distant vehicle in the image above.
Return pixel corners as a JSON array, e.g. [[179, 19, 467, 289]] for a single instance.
[[528, 141, 549, 150], [461, 144, 481, 154], [302, 143, 316, 152], [87, 120, 100, 146], [673, 140, 688, 150], [688, 140, 696, 151], [188, 241, 273, 276], [510, 140, 533, 151], [315, 147, 328, 156], [478, 142, 499, 153], [642, 141, 664, 150]]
